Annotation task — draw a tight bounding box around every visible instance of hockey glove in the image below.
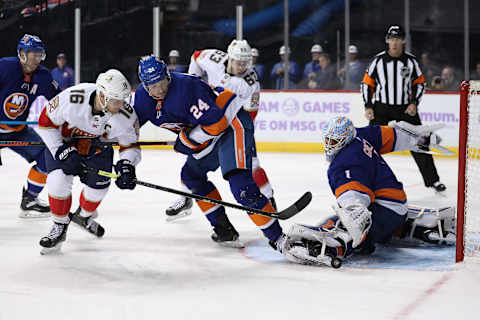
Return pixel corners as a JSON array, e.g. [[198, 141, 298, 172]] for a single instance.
[[174, 128, 210, 155], [55, 144, 84, 176], [114, 159, 136, 190]]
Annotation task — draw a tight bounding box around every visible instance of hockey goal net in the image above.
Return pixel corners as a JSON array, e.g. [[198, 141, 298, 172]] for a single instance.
[[457, 80, 480, 262]]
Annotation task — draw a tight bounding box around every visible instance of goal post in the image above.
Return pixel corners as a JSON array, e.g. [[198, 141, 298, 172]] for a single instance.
[[457, 80, 480, 262]]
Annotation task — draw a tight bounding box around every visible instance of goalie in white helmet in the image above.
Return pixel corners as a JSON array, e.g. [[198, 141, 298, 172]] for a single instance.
[[164, 39, 277, 231], [275, 116, 456, 268], [37, 69, 141, 255]]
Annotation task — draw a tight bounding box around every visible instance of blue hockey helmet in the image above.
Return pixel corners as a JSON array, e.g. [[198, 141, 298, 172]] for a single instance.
[[138, 55, 170, 87], [323, 116, 357, 161], [17, 34, 46, 60]]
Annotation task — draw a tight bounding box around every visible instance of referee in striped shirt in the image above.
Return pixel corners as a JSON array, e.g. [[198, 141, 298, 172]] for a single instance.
[[361, 25, 446, 193]]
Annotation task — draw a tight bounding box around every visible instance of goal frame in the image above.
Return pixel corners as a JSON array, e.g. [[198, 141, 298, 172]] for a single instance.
[[457, 80, 480, 262]]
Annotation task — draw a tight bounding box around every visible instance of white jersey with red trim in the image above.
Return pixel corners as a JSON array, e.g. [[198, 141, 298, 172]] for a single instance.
[[38, 83, 140, 165], [188, 49, 260, 114]]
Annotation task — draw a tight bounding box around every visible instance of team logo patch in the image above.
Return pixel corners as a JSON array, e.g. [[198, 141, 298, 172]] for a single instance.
[[400, 66, 411, 79], [3, 93, 29, 119]]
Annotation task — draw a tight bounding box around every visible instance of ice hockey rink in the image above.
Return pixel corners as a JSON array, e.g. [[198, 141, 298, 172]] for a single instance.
[[1, 148, 478, 320]]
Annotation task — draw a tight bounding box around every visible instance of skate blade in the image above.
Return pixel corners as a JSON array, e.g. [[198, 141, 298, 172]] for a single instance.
[[19, 210, 51, 219], [165, 209, 192, 222], [216, 240, 245, 249], [40, 243, 64, 255]]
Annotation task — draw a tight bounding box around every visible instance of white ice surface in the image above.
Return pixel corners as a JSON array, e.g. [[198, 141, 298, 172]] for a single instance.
[[0, 149, 478, 320]]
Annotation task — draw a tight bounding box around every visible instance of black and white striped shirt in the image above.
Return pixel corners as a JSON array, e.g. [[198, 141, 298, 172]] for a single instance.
[[361, 51, 425, 108]]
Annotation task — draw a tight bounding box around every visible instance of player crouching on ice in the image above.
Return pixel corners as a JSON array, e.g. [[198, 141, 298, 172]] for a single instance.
[[37, 69, 140, 254], [274, 116, 456, 268]]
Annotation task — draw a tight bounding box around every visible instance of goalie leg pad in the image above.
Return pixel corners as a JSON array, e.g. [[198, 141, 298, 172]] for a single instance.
[[334, 203, 372, 248], [400, 205, 456, 244]]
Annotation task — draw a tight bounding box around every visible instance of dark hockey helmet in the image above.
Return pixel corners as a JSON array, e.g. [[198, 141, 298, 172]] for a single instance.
[[385, 25, 406, 43]]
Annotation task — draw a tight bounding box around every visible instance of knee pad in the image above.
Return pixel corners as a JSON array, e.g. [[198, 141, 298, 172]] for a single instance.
[[229, 170, 268, 208]]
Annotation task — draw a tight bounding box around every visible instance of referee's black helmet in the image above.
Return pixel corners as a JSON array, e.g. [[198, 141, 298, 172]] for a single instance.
[[385, 25, 406, 43]]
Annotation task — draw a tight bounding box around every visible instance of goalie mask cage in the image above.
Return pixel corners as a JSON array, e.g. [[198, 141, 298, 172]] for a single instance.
[[457, 80, 480, 262]]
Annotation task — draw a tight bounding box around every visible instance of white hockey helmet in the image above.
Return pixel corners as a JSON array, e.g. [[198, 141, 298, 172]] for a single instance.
[[169, 49, 180, 57], [227, 39, 252, 62], [96, 69, 131, 111], [311, 44, 323, 53], [251, 48, 259, 57], [279, 45, 291, 55]]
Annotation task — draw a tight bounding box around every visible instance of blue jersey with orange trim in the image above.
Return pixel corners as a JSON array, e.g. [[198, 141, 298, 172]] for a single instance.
[[133, 72, 237, 135], [0, 57, 60, 132], [327, 125, 406, 208]]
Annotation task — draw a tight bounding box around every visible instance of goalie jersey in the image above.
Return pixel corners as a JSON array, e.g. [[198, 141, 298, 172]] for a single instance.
[[188, 49, 260, 118], [328, 125, 407, 215], [0, 57, 60, 133], [37, 83, 140, 164]]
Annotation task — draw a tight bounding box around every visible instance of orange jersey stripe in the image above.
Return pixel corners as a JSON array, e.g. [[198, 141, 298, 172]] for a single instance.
[[196, 189, 222, 212], [374, 188, 407, 202], [0, 124, 26, 132], [201, 116, 228, 136], [28, 167, 47, 184], [380, 126, 395, 154], [231, 117, 246, 169], [248, 202, 275, 227], [362, 73, 376, 87], [215, 89, 235, 109], [335, 181, 375, 202], [412, 74, 425, 85]]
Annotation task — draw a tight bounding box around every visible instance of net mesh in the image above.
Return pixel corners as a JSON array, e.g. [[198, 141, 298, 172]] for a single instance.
[[464, 80, 480, 260]]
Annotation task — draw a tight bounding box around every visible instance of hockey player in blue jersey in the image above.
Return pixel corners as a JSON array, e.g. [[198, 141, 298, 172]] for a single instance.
[[0, 34, 60, 218], [275, 116, 456, 268], [133, 55, 285, 249]]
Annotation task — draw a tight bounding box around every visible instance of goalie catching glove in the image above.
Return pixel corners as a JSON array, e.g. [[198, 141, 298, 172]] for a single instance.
[[388, 120, 448, 154]]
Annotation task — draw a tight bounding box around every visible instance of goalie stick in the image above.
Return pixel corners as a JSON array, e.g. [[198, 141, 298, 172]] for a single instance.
[[85, 166, 312, 220], [0, 140, 174, 147]]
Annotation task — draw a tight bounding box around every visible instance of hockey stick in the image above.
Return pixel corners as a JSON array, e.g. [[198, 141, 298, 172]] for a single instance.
[[0, 140, 174, 147], [0, 121, 38, 125], [85, 166, 312, 220]]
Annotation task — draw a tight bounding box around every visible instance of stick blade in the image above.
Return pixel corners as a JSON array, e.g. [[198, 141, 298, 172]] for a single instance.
[[274, 191, 312, 220]]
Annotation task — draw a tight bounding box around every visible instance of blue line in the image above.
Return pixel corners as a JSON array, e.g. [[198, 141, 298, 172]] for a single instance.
[[0, 121, 38, 125]]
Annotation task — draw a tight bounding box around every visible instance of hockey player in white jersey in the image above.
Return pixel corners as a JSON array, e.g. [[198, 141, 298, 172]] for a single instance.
[[166, 39, 277, 225], [37, 69, 140, 254]]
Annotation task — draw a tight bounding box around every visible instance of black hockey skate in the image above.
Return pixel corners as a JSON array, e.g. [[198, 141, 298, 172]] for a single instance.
[[70, 207, 105, 238], [165, 196, 193, 222], [211, 213, 244, 248], [40, 220, 70, 255], [20, 187, 50, 218], [432, 181, 446, 193]]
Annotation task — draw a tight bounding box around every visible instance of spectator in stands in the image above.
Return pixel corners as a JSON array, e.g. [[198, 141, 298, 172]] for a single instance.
[[303, 44, 323, 80], [316, 53, 340, 90], [166, 49, 186, 73], [430, 76, 444, 90], [50, 53, 74, 90], [270, 45, 300, 89], [337, 45, 363, 90], [251, 48, 265, 86], [441, 66, 460, 91], [471, 62, 480, 80], [420, 52, 440, 87]]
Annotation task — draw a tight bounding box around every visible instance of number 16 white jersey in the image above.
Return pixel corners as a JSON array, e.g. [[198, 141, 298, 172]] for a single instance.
[[37, 83, 141, 165]]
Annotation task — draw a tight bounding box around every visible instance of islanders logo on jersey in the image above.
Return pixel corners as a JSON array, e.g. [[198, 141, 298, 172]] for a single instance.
[[3, 93, 29, 119]]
